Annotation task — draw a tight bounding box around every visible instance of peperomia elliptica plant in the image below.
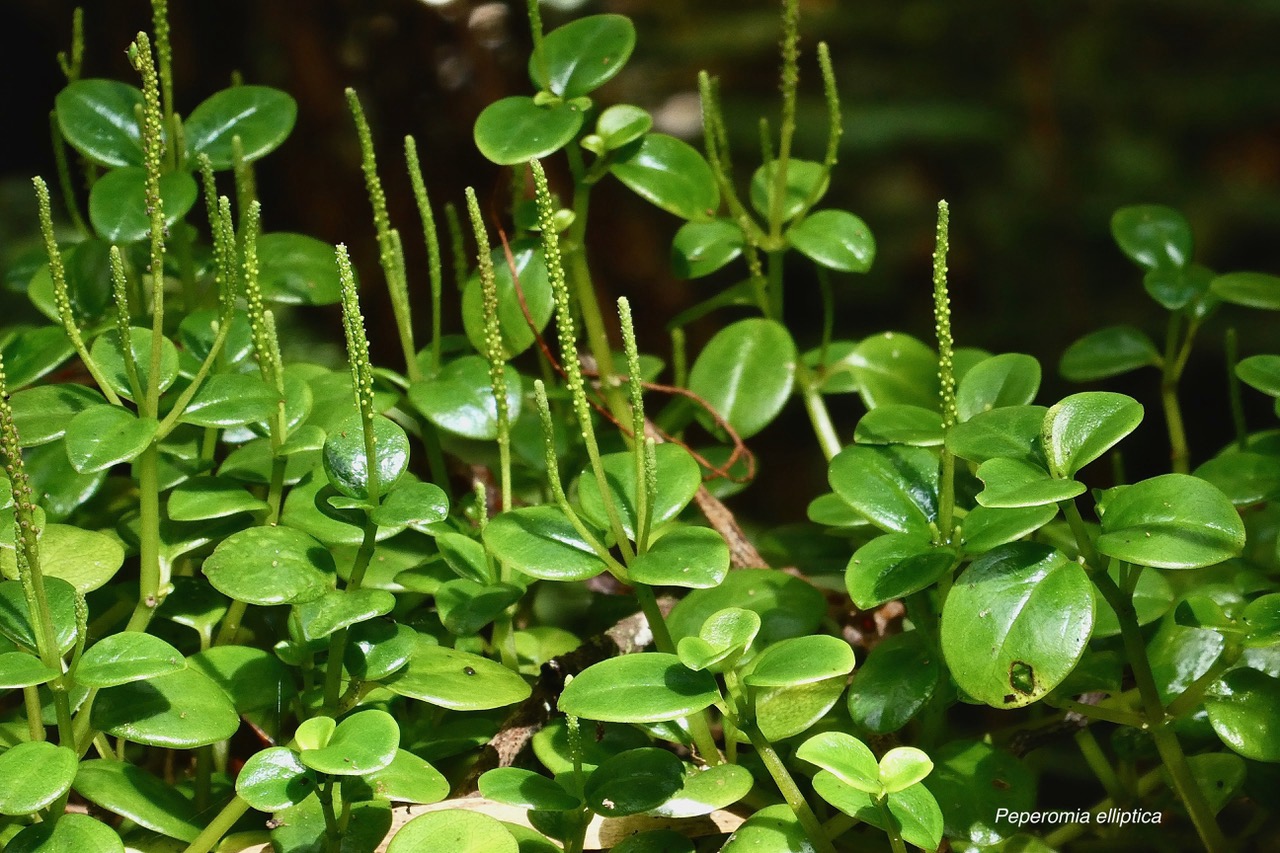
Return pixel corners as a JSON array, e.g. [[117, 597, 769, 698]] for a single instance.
[[1, 0, 1278, 852]]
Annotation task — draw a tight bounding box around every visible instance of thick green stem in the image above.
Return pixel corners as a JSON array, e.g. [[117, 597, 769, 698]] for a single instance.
[[125, 445, 163, 632], [180, 796, 252, 853], [745, 725, 837, 853], [876, 795, 908, 853], [324, 519, 379, 708], [797, 363, 841, 461]]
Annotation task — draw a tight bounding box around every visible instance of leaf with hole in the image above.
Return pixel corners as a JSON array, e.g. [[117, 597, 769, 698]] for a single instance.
[[610, 134, 719, 222], [1096, 474, 1245, 569], [184, 85, 297, 169], [941, 543, 1094, 708], [787, 209, 875, 273]]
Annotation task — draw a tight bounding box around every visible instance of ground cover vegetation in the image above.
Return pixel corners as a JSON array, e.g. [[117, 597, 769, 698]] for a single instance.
[[2, 1, 1279, 851]]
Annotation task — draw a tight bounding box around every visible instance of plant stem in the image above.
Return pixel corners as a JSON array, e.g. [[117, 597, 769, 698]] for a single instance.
[[324, 519, 379, 709], [797, 361, 841, 461], [1225, 329, 1248, 451], [1074, 726, 1126, 804], [180, 796, 251, 853], [875, 795, 908, 853], [745, 725, 837, 853], [125, 445, 163, 632]]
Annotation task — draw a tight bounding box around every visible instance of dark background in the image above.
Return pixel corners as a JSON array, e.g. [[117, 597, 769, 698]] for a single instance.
[[5, 0, 1280, 527]]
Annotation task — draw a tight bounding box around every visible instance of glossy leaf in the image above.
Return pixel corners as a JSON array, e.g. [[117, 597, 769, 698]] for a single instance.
[[975, 457, 1085, 508], [484, 505, 608, 582], [1111, 204, 1192, 270], [649, 762, 753, 819], [5, 813, 124, 853], [845, 533, 955, 609], [557, 653, 719, 723], [384, 637, 531, 710], [828, 444, 938, 535], [363, 749, 449, 804], [667, 569, 825, 645], [811, 773, 944, 851], [322, 413, 410, 501], [89, 327, 179, 402], [479, 768, 580, 812], [676, 607, 760, 673], [755, 675, 848, 742], [257, 232, 345, 304], [719, 804, 815, 853], [960, 504, 1058, 555], [202, 526, 335, 605], [670, 219, 744, 279], [63, 405, 157, 474], [1042, 392, 1143, 478], [183, 85, 297, 168], [1237, 355, 1280, 397], [576, 442, 701, 540], [0, 577, 79, 654], [941, 543, 1094, 708], [533, 720, 650, 777], [1205, 668, 1280, 761], [956, 353, 1041, 421], [530, 14, 635, 98], [0, 741, 77, 815], [344, 619, 418, 680], [7, 384, 105, 447], [437, 579, 523, 636], [168, 476, 268, 521], [74, 760, 200, 841], [946, 405, 1047, 465], [848, 631, 941, 734], [594, 104, 651, 150], [436, 531, 492, 584], [3, 523, 124, 593], [237, 747, 317, 811], [787, 209, 875, 272], [1144, 263, 1213, 310], [803, 340, 861, 394], [474, 96, 584, 165], [1059, 325, 1162, 381], [75, 632, 185, 687], [1242, 594, 1280, 648], [610, 133, 719, 221], [1193, 452, 1280, 506], [409, 355, 523, 440], [300, 710, 399, 776], [853, 405, 944, 446], [273, 795, 391, 853], [462, 242, 553, 360], [389, 810, 518, 853], [750, 159, 829, 222], [880, 747, 934, 794], [0, 651, 59, 688], [88, 167, 197, 243], [585, 748, 684, 817], [92, 666, 239, 748], [1211, 271, 1280, 310], [849, 332, 939, 410], [297, 587, 396, 641], [54, 79, 144, 167], [178, 373, 280, 427], [370, 480, 450, 529], [922, 740, 1035, 848], [628, 526, 730, 589], [1096, 474, 1246, 569], [188, 645, 296, 717], [797, 731, 880, 794], [744, 634, 854, 688]]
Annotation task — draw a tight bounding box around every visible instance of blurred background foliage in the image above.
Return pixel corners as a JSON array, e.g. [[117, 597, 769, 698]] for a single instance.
[[5, 0, 1280, 529]]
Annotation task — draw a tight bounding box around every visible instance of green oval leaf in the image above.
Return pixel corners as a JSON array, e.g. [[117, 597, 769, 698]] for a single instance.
[[610, 134, 719, 222], [628, 526, 730, 589], [797, 731, 880, 793], [811, 771, 944, 851], [0, 742, 77, 816], [1193, 452, 1280, 506], [74, 760, 200, 841], [1206, 668, 1280, 761], [384, 638, 531, 710], [15, 523, 124, 593], [960, 504, 1058, 555], [75, 632, 185, 687], [1237, 355, 1280, 397], [0, 326, 75, 392], [480, 767, 580, 812], [7, 384, 105, 447], [850, 332, 939, 410], [1042, 392, 1143, 479], [300, 709, 399, 776], [852, 405, 944, 447], [1144, 263, 1213, 310], [89, 327, 179, 402], [848, 631, 940, 734], [474, 97, 584, 165], [462, 242, 554, 360], [202, 525, 336, 605], [1059, 325, 1162, 382], [168, 475, 268, 521], [236, 747, 318, 811], [667, 569, 825, 645], [297, 587, 396, 641], [1111, 204, 1192, 270], [787, 209, 875, 273], [54, 79, 144, 167], [879, 746, 934, 794], [364, 749, 450, 805], [975, 457, 1085, 508], [484, 505, 608, 582], [178, 372, 280, 428], [845, 532, 957, 609], [585, 748, 684, 817], [88, 167, 197, 243], [0, 577, 79, 654], [946, 405, 1047, 466], [1211, 271, 1280, 310], [322, 413, 410, 501], [408, 355, 524, 441], [941, 542, 1094, 708], [744, 634, 854, 688], [750, 159, 829, 223], [1096, 473, 1245, 569], [63, 405, 157, 474], [91, 666, 240, 749], [719, 804, 815, 853], [676, 607, 760, 673], [370, 480, 450, 529], [576, 443, 701, 541], [671, 219, 743, 279], [557, 653, 719, 723], [6, 813, 124, 853], [687, 318, 796, 439], [184, 85, 297, 169], [389, 810, 518, 853], [921, 740, 1034, 848], [530, 14, 636, 98], [828, 444, 938, 535], [256, 232, 344, 305], [649, 762, 753, 819], [956, 353, 1041, 421], [595, 104, 652, 150], [0, 651, 60, 688]]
